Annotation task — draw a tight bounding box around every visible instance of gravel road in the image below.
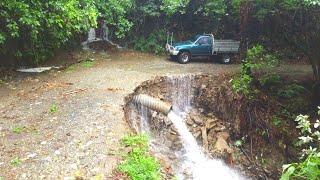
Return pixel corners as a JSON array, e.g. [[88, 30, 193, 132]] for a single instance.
[[0, 50, 312, 179], [0, 50, 240, 179]]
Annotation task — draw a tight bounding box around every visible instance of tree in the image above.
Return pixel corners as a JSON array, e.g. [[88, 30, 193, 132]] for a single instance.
[[0, 0, 98, 64]]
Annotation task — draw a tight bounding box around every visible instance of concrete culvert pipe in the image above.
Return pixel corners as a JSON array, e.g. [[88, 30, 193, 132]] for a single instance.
[[133, 94, 172, 115]]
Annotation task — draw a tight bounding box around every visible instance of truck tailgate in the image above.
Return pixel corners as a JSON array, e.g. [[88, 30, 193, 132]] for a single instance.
[[213, 40, 240, 53]]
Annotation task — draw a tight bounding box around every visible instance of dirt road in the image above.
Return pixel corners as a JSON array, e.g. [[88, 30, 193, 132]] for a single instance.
[[0, 50, 313, 179], [0, 50, 242, 179]]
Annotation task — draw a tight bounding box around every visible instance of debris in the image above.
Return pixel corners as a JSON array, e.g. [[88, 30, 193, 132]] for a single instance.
[[201, 126, 208, 150], [213, 132, 233, 153], [27, 153, 37, 159], [17, 67, 60, 73]]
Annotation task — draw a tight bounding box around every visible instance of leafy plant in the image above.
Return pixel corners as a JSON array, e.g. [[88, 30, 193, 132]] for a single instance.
[[231, 74, 253, 97], [272, 116, 282, 127], [231, 45, 278, 97], [50, 104, 58, 113], [10, 157, 21, 166], [12, 126, 24, 134], [65, 64, 76, 73], [277, 84, 306, 98], [118, 134, 161, 180], [81, 59, 94, 68], [133, 30, 167, 55], [259, 74, 281, 87], [0, 0, 98, 63], [281, 107, 320, 179]]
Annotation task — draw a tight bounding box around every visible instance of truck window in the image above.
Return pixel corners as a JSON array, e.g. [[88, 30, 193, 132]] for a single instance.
[[196, 37, 211, 45]]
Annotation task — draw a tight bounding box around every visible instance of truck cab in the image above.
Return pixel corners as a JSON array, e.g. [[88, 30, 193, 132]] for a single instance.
[[165, 34, 240, 64]]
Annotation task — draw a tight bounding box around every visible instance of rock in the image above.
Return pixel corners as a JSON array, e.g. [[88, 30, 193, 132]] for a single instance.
[[152, 112, 158, 118], [213, 132, 233, 153], [192, 116, 203, 125], [169, 128, 178, 135], [201, 127, 208, 150], [186, 118, 193, 126], [193, 130, 202, 139]]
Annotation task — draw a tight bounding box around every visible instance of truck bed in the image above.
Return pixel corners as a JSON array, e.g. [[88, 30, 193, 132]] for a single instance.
[[213, 40, 240, 53]]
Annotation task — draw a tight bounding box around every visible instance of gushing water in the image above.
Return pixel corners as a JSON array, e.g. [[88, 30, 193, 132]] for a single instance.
[[168, 75, 193, 116], [130, 75, 245, 179], [167, 111, 243, 180]]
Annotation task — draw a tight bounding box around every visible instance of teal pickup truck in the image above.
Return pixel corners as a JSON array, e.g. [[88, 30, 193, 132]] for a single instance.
[[165, 34, 240, 64]]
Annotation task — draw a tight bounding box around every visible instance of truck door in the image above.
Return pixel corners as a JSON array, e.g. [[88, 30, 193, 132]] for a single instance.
[[191, 36, 212, 56]]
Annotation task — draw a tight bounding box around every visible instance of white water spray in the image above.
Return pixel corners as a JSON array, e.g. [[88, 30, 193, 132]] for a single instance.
[[167, 112, 243, 180]]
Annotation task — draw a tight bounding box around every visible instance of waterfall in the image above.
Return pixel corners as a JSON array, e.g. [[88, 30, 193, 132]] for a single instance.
[[88, 28, 96, 41], [81, 22, 122, 50], [129, 75, 245, 179], [167, 112, 243, 180], [168, 75, 193, 116]]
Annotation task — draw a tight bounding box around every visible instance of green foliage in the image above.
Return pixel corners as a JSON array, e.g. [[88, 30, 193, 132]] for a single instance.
[[281, 154, 320, 180], [259, 74, 281, 87], [203, 0, 226, 16], [277, 84, 306, 98], [281, 107, 320, 179], [118, 134, 161, 180], [272, 116, 282, 127], [10, 157, 21, 167], [161, 0, 190, 15], [97, 0, 134, 39], [65, 64, 76, 73], [133, 30, 167, 55], [231, 45, 279, 97], [12, 126, 24, 134], [81, 58, 94, 68], [49, 104, 58, 113], [231, 74, 253, 96], [0, 0, 98, 63]]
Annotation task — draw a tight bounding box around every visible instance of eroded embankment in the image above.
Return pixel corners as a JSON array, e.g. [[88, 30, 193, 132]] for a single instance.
[[124, 74, 295, 179]]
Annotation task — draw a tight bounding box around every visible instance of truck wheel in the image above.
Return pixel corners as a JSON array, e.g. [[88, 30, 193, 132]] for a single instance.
[[222, 55, 231, 64], [178, 52, 191, 64]]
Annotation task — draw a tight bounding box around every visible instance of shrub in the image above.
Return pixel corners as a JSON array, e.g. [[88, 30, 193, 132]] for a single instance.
[[277, 84, 306, 98], [133, 30, 167, 55], [259, 74, 281, 87], [118, 134, 161, 180], [281, 107, 320, 179], [0, 0, 98, 63], [231, 45, 279, 97]]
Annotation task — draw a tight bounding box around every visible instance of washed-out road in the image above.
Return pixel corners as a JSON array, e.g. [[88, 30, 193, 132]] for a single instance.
[[0, 50, 311, 179]]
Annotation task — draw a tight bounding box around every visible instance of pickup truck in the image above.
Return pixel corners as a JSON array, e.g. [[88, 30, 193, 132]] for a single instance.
[[165, 34, 240, 64]]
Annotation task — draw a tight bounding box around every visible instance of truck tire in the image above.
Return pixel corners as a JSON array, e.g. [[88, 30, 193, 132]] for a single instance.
[[222, 55, 231, 64], [178, 52, 191, 64]]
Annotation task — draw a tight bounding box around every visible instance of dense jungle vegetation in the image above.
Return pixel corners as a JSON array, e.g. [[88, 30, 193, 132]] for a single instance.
[[1, 1, 320, 178]]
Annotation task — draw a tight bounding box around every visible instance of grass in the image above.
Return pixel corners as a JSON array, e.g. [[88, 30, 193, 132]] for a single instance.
[[49, 104, 58, 113], [10, 157, 21, 167], [12, 126, 24, 134], [81, 58, 94, 68], [0, 79, 4, 85], [65, 64, 76, 73], [118, 134, 161, 180]]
